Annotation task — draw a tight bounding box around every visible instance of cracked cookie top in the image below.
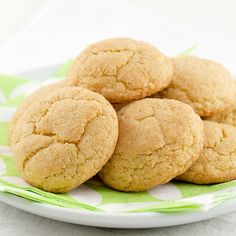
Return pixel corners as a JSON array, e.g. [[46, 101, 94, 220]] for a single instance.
[[177, 121, 236, 184], [11, 86, 118, 193], [66, 38, 173, 103], [155, 56, 236, 117], [10, 81, 67, 144], [98, 98, 204, 192]]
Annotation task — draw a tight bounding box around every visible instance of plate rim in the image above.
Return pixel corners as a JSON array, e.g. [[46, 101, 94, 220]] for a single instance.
[[1, 192, 236, 228]]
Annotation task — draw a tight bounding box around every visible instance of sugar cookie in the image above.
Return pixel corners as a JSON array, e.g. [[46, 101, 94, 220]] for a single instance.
[[177, 121, 236, 184], [67, 38, 173, 103], [99, 98, 204, 191], [156, 56, 236, 116], [11, 87, 118, 193]]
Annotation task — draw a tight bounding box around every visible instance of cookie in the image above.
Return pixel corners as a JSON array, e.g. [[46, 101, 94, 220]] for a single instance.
[[99, 98, 204, 192], [155, 56, 236, 116], [177, 121, 236, 184], [67, 38, 173, 103], [11, 87, 118, 193], [10, 81, 67, 143]]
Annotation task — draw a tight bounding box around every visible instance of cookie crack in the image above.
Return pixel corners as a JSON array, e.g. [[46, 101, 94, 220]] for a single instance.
[[22, 141, 54, 171], [33, 110, 102, 144], [89, 51, 137, 92], [123, 133, 197, 190], [23, 113, 110, 184], [36, 97, 104, 127], [115, 51, 136, 90], [83, 49, 153, 93]]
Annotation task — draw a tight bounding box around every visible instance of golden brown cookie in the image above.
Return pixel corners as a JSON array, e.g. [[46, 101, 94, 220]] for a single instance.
[[155, 56, 236, 117], [10, 81, 67, 143], [67, 38, 173, 103], [177, 121, 236, 184], [11, 87, 118, 193], [99, 98, 204, 192]]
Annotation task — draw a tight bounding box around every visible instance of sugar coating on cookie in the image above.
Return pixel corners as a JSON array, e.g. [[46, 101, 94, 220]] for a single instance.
[[10, 81, 67, 143], [177, 121, 236, 184], [156, 56, 236, 117], [11, 87, 118, 193], [67, 38, 173, 103], [99, 98, 204, 192]]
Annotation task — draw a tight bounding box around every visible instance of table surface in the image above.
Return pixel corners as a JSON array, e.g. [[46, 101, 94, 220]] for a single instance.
[[0, 0, 236, 235]]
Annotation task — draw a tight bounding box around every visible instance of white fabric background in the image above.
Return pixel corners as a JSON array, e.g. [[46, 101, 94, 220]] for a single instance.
[[0, 0, 236, 74], [0, 0, 236, 235]]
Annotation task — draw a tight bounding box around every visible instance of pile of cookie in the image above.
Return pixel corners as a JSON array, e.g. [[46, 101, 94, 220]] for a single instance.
[[9, 38, 236, 193]]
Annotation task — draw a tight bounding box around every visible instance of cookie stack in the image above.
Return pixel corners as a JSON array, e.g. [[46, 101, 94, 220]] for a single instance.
[[9, 38, 236, 193]]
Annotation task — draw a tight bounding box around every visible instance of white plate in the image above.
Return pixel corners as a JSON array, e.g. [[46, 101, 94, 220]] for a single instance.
[[1, 192, 236, 228], [0, 66, 236, 228]]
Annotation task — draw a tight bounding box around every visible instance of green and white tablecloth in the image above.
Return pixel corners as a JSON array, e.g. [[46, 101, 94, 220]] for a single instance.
[[1, 59, 236, 213]]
